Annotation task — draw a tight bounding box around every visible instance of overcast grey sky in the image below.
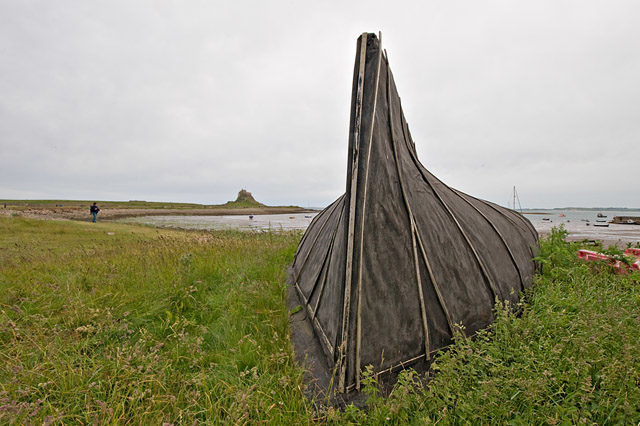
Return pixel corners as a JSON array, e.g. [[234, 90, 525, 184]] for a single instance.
[[1, 1, 639, 208]]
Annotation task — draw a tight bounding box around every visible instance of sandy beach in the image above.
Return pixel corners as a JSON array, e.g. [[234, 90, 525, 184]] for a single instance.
[[535, 225, 640, 248]]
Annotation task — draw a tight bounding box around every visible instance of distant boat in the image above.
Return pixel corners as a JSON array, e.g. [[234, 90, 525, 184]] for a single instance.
[[558, 213, 565, 217], [304, 215, 312, 218], [511, 186, 523, 212], [593, 223, 609, 227], [611, 216, 640, 225], [597, 213, 607, 218], [542, 218, 551, 221]]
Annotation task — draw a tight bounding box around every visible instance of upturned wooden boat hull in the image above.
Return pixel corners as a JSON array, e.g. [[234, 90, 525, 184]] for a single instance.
[[289, 33, 538, 393]]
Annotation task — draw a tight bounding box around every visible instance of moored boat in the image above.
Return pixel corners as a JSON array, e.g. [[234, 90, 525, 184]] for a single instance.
[[611, 216, 640, 225]]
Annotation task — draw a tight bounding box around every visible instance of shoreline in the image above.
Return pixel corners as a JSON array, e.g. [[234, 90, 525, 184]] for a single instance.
[[536, 229, 640, 249], [4, 206, 638, 249], [0, 206, 316, 221]]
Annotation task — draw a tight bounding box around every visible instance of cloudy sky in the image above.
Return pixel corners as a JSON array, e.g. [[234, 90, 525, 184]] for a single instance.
[[1, 1, 639, 208]]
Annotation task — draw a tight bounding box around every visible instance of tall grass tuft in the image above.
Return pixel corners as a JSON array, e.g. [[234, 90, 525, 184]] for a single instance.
[[0, 217, 312, 423]]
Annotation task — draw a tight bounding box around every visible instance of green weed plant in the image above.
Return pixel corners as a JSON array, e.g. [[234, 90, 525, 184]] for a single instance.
[[1, 219, 639, 423]]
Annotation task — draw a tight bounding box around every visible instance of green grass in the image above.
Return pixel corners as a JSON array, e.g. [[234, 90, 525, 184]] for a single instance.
[[0, 217, 311, 423], [1, 218, 639, 423], [0, 199, 300, 210], [0, 199, 208, 209], [222, 200, 265, 209]]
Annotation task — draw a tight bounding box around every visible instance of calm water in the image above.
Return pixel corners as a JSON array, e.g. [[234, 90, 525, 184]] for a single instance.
[[523, 209, 640, 245], [122, 213, 319, 231], [123, 209, 640, 246]]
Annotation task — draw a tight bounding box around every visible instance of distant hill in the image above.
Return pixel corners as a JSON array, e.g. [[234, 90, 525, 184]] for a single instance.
[[0, 190, 308, 212], [223, 189, 265, 208]]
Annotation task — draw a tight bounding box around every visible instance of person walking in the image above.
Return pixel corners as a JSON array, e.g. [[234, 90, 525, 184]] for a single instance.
[[90, 202, 100, 223]]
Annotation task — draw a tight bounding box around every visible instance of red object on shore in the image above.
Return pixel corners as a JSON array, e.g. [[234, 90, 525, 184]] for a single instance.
[[577, 250, 610, 261], [576, 249, 640, 273], [625, 248, 640, 271], [624, 248, 640, 257]]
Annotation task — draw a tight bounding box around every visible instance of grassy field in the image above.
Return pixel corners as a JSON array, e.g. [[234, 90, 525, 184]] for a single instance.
[[1, 218, 639, 423], [0, 199, 308, 222], [0, 199, 207, 209], [0, 199, 296, 210]]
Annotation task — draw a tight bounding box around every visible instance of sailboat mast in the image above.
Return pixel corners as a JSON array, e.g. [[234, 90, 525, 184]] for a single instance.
[[512, 186, 523, 212]]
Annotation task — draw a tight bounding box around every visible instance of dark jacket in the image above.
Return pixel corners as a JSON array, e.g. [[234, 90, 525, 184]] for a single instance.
[[90, 205, 100, 213]]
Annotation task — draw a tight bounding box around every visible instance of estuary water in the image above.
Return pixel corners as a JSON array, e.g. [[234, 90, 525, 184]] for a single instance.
[[123, 209, 640, 247], [522, 209, 640, 246], [122, 213, 319, 231]]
